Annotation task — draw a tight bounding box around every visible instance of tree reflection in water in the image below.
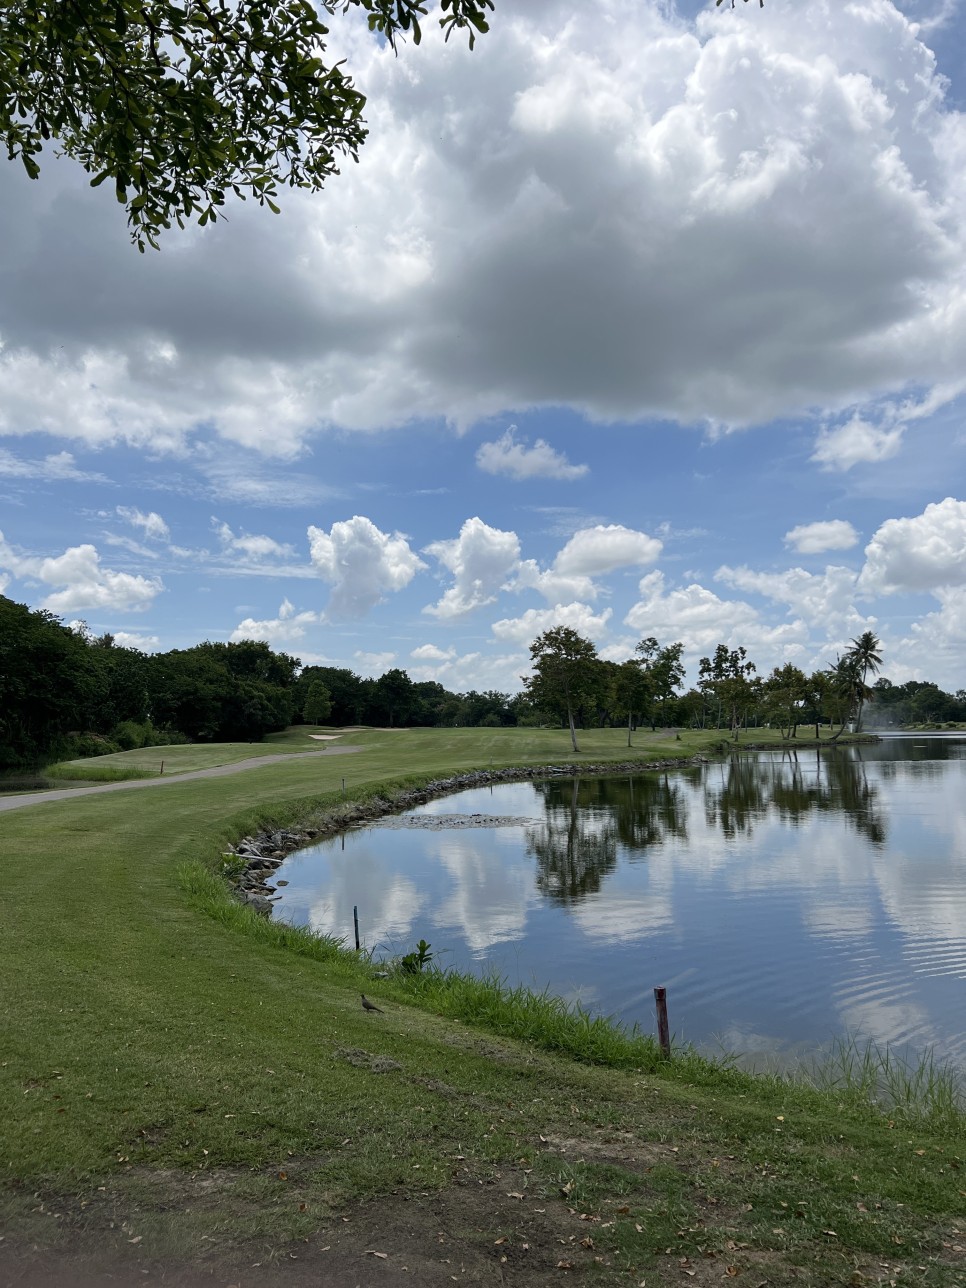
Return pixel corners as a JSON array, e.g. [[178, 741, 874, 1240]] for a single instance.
[[526, 748, 889, 906], [525, 777, 619, 903]]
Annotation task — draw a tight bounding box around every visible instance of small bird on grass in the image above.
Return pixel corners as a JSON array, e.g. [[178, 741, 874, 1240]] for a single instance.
[[361, 993, 384, 1013]]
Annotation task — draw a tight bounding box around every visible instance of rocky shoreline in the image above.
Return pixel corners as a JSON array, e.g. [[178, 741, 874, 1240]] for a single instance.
[[225, 755, 711, 914]]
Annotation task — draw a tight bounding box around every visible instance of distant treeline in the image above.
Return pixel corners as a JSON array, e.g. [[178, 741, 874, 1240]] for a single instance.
[[3, 593, 964, 770], [0, 595, 525, 769]]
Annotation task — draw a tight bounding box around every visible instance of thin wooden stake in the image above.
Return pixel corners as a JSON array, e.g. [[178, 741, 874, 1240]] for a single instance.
[[654, 986, 671, 1059], [353, 904, 360, 952], [159, 760, 164, 776]]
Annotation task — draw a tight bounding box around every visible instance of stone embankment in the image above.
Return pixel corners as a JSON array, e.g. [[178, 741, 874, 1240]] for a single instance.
[[226, 756, 709, 914]]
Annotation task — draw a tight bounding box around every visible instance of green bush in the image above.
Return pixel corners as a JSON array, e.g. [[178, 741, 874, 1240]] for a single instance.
[[62, 732, 121, 759], [112, 719, 148, 750]]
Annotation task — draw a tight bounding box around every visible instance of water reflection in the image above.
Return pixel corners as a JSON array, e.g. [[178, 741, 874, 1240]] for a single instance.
[[522, 749, 888, 903]]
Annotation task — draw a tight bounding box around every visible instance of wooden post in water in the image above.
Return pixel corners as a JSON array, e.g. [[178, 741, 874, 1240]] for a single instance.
[[654, 986, 671, 1059], [353, 905, 360, 952]]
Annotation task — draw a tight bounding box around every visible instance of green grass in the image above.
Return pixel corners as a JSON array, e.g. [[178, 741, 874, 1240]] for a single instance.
[[2, 725, 964, 1285]]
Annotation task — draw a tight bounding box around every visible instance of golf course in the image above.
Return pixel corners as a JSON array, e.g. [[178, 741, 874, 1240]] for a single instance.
[[2, 726, 964, 1287]]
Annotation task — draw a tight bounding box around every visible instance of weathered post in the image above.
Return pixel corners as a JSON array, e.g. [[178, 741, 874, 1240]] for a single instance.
[[159, 760, 164, 776], [353, 904, 360, 952], [654, 986, 671, 1059]]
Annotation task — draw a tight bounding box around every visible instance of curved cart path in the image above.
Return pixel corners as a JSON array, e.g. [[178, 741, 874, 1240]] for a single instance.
[[0, 744, 364, 813]]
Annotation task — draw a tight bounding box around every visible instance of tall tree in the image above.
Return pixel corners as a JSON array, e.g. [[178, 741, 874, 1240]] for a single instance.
[[1, 0, 493, 248], [524, 627, 600, 754]]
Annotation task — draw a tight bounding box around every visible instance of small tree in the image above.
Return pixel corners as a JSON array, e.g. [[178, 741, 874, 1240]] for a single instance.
[[524, 627, 600, 754], [303, 680, 332, 725], [763, 663, 808, 738]]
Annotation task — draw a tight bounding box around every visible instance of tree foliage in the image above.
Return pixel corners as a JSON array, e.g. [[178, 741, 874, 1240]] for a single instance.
[[1, 0, 493, 248], [523, 627, 600, 754]]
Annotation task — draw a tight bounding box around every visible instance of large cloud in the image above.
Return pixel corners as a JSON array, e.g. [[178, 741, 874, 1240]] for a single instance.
[[715, 564, 867, 637], [859, 497, 966, 594], [624, 569, 808, 665], [0, 533, 162, 613], [423, 517, 521, 618], [0, 0, 963, 453], [308, 515, 425, 617]]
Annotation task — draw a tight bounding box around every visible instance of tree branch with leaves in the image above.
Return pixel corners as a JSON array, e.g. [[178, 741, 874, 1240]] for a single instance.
[[1, 0, 493, 248]]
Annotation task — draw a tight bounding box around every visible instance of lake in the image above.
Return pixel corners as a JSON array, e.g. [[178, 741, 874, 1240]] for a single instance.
[[270, 734, 966, 1068]]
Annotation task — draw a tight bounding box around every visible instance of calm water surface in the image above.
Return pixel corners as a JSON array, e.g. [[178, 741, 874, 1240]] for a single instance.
[[272, 735, 966, 1066]]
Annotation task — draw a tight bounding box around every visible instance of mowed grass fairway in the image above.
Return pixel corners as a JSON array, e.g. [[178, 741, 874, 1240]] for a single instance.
[[2, 727, 964, 1286]]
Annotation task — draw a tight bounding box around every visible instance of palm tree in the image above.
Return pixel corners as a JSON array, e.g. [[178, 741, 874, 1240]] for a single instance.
[[827, 655, 864, 739], [845, 631, 883, 730]]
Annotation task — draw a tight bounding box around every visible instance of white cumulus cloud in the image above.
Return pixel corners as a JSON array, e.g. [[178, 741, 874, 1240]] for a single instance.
[[308, 516, 425, 618], [230, 598, 320, 645], [213, 518, 296, 561], [475, 427, 588, 481], [0, 533, 162, 613], [423, 517, 521, 618], [554, 524, 662, 576], [784, 520, 859, 555], [811, 416, 906, 472], [860, 497, 966, 594], [491, 601, 613, 644]]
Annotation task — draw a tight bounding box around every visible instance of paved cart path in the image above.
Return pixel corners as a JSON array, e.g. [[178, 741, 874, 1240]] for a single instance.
[[0, 745, 364, 813]]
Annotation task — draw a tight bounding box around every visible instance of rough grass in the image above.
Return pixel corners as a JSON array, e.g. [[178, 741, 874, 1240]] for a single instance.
[[2, 725, 964, 1285]]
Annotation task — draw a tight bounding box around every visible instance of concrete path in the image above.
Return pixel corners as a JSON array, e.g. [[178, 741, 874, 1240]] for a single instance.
[[0, 745, 364, 813]]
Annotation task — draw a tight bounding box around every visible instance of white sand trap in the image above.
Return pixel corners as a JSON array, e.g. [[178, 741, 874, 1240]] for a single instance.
[[307, 734, 343, 741]]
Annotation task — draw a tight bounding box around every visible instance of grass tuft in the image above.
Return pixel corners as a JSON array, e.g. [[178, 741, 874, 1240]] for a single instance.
[[804, 1034, 965, 1129]]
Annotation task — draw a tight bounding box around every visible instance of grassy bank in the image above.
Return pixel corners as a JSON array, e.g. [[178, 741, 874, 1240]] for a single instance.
[[2, 726, 964, 1286]]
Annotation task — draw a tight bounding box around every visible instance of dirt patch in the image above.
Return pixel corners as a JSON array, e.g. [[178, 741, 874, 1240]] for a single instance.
[[0, 1168, 619, 1287]]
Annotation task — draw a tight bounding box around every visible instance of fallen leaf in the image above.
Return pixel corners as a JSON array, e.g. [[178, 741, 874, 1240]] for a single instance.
[[560, 1181, 574, 1197], [365, 1251, 388, 1259], [556, 1260, 574, 1270], [580, 1237, 595, 1249], [494, 1237, 507, 1246], [278, 1171, 287, 1180], [822, 1230, 838, 1238], [726, 1268, 739, 1278], [506, 1191, 525, 1200]]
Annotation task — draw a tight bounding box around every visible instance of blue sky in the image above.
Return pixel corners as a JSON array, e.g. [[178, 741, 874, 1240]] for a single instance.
[[2, 0, 966, 694]]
